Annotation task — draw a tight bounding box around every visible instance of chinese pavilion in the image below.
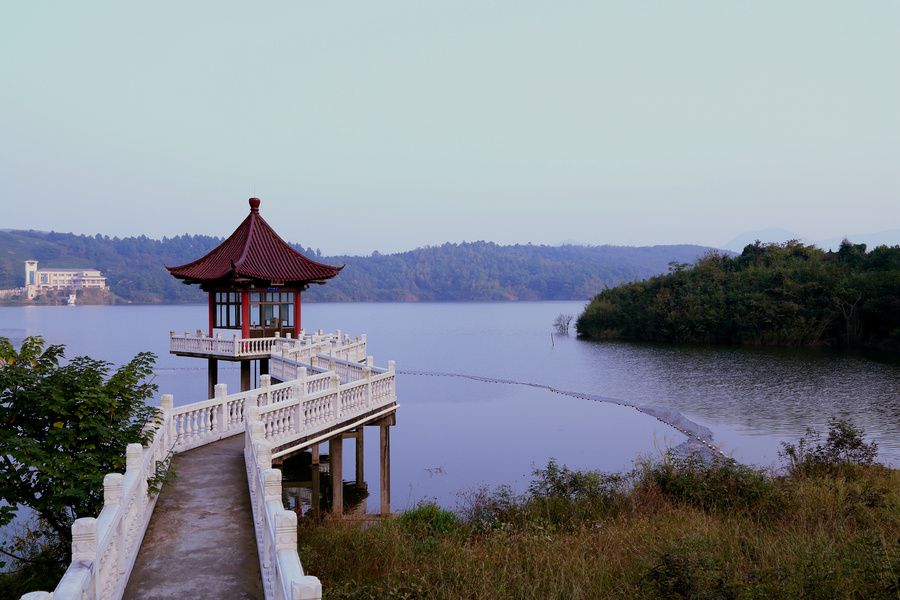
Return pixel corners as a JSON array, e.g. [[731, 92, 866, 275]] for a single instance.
[[168, 197, 343, 392]]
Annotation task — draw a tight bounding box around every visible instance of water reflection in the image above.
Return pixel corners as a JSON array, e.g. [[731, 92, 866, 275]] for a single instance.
[[280, 443, 370, 518]]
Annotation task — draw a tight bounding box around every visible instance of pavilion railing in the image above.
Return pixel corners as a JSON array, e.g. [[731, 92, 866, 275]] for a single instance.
[[169, 330, 366, 363]]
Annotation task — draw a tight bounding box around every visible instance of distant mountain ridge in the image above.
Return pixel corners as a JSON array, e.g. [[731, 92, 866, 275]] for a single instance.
[[0, 230, 720, 303], [723, 228, 900, 253]]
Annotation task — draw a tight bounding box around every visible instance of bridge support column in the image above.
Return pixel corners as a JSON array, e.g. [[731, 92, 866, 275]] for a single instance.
[[380, 423, 391, 517], [330, 436, 343, 516], [241, 361, 251, 392], [355, 428, 365, 486], [311, 462, 320, 516], [208, 358, 218, 400]]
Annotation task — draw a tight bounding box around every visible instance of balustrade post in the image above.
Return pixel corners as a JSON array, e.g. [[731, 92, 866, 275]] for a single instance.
[[363, 367, 372, 407], [215, 383, 228, 433], [126, 443, 143, 473], [263, 469, 282, 570], [389, 360, 396, 373], [104, 473, 126, 574], [71, 517, 98, 562], [275, 510, 297, 553], [331, 375, 341, 419], [366, 356, 374, 367], [233, 334, 240, 357], [251, 420, 266, 445], [20, 593, 53, 600], [261, 374, 271, 406], [256, 440, 273, 471]]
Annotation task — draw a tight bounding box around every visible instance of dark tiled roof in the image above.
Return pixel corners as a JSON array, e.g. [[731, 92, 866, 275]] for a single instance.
[[167, 198, 343, 285]]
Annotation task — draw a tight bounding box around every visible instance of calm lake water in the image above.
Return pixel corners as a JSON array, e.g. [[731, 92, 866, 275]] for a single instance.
[[2, 302, 899, 514]]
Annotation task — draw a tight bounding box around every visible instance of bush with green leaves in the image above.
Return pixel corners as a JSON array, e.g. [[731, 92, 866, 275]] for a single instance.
[[780, 418, 880, 477], [638, 451, 782, 514], [0, 336, 157, 562]]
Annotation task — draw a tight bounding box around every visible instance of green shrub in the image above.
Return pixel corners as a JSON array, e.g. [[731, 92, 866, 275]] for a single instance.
[[638, 451, 782, 514], [780, 418, 879, 478], [397, 501, 459, 537]]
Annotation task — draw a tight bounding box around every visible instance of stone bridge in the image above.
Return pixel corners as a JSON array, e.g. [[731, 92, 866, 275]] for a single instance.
[[21, 331, 398, 600]]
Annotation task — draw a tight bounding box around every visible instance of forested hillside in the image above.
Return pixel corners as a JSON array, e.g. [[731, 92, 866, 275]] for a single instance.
[[576, 240, 900, 350], [0, 230, 717, 303], [303, 242, 716, 301]]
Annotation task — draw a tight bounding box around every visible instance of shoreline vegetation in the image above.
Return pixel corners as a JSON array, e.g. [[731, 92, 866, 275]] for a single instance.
[[297, 421, 899, 599], [577, 240, 900, 351]]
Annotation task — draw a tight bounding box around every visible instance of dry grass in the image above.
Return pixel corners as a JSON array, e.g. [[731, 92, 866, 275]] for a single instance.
[[298, 451, 900, 600]]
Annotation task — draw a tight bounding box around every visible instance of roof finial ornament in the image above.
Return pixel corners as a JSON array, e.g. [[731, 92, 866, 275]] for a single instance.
[[249, 197, 261, 213]]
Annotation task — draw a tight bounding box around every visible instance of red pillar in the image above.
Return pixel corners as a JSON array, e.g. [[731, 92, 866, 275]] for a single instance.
[[241, 290, 250, 339], [294, 292, 302, 333], [208, 293, 215, 337]]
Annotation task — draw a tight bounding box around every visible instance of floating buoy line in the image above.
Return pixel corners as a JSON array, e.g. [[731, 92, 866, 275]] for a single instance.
[[397, 370, 727, 460], [151, 365, 727, 460]]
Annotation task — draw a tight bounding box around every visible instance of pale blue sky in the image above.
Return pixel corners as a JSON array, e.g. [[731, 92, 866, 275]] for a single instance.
[[1, 2, 897, 255]]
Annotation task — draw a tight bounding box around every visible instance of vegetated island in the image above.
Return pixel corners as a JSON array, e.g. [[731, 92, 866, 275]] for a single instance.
[[576, 240, 900, 351], [0, 229, 721, 304]]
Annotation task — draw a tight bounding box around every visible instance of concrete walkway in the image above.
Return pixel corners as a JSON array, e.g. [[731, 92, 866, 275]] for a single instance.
[[123, 434, 264, 600]]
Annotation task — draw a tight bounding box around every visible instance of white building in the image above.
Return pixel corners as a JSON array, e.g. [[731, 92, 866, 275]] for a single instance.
[[25, 260, 107, 299]]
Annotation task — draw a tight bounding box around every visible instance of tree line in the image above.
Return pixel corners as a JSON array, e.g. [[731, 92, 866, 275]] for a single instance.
[[0, 230, 718, 303], [576, 240, 900, 350]]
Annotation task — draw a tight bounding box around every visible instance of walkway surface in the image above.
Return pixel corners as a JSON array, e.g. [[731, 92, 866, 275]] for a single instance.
[[123, 434, 264, 600]]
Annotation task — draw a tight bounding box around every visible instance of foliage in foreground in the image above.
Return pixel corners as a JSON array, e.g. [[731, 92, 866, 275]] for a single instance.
[[576, 240, 900, 349], [0, 336, 157, 571], [299, 421, 900, 599]]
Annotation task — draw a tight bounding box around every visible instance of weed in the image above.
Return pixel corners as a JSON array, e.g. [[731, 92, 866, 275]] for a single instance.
[[780, 418, 879, 478]]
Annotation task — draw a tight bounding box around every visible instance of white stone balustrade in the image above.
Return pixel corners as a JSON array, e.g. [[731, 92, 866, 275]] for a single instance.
[[246, 427, 322, 600], [170, 330, 366, 363], [23, 331, 393, 600], [22, 396, 176, 600]]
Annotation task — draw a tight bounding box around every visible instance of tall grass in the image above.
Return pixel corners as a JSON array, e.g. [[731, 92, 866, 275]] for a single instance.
[[299, 422, 900, 599]]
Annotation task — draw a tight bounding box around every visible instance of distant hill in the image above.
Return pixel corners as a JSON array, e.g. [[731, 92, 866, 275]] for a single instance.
[[722, 228, 812, 252], [723, 228, 900, 254], [302, 241, 721, 302], [0, 230, 720, 303]]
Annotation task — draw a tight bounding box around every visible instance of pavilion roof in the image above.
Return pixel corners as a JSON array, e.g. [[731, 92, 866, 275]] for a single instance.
[[166, 198, 343, 287]]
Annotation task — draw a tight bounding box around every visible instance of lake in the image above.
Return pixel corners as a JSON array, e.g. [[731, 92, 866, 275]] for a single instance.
[[2, 302, 899, 514]]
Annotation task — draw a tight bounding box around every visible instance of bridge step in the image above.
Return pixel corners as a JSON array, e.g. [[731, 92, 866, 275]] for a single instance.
[[123, 435, 265, 599]]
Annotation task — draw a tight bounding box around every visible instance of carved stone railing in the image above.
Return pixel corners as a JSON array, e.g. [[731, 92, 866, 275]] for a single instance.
[[245, 419, 322, 600], [257, 362, 397, 459], [21, 396, 176, 600], [22, 340, 395, 600], [170, 330, 366, 363], [170, 332, 298, 358]]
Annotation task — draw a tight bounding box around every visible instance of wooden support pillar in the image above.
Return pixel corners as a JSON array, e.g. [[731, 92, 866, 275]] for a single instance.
[[241, 290, 250, 339], [311, 463, 320, 517], [330, 436, 343, 516], [208, 293, 215, 337], [355, 428, 365, 486], [311, 443, 320, 465], [208, 357, 218, 400], [380, 424, 391, 517], [241, 361, 251, 392]]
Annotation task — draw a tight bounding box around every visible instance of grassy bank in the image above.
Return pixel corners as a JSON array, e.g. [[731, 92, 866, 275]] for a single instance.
[[298, 423, 900, 599]]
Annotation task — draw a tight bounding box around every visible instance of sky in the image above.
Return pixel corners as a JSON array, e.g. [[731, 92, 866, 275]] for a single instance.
[[1, 2, 897, 256]]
